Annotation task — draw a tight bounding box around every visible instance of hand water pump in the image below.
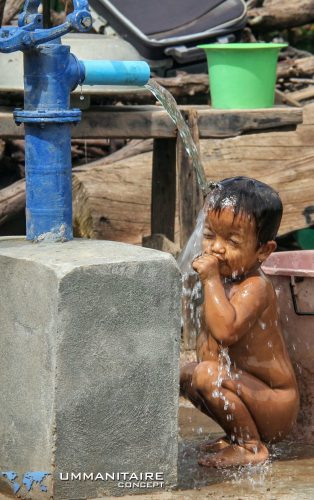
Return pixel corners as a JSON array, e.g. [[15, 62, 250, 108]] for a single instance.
[[0, 0, 150, 241]]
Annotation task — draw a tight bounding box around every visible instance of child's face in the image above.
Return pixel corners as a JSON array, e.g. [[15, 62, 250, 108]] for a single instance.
[[202, 208, 271, 278]]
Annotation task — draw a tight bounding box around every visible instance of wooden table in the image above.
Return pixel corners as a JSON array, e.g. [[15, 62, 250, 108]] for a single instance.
[[0, 105, 303, 246]]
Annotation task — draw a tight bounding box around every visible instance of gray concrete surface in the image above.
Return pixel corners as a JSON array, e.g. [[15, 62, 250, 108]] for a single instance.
[[0, 238, 181, 499], [91, 400, 314, 500]]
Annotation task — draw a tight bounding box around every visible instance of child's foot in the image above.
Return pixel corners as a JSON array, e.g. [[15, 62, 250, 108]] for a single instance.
[[198, 442, 269, 468], [199, 435, 230, 453]]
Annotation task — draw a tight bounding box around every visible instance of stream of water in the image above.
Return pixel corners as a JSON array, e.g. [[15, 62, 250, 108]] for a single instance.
[[145, 79, 242, 437], [145, 79, 212, 340], [145, 79, 217, 196]]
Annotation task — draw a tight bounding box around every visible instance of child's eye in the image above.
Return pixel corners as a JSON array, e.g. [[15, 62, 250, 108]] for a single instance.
[[229, 238, 240, 246], [203, 231, 214, 239]]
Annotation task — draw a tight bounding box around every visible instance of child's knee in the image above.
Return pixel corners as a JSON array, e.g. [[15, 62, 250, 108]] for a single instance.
[[192, 361, 218, 394]]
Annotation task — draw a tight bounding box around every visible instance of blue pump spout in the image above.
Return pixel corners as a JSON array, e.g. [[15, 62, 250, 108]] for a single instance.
[[80, 60, 150, 87]]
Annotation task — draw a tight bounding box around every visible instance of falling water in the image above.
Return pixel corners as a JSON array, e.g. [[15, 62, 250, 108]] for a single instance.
[[145, 79, 218, 344], [146, 79, 235, 421], [145, 79, 216, 196]]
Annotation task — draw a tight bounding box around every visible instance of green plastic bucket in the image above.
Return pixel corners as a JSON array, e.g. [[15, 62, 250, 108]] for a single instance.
[[198, 43, 287, 109]]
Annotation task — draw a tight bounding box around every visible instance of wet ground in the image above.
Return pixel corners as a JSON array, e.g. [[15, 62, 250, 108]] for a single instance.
[[1, 399, 314, 500], [110, 398, 314, 500]]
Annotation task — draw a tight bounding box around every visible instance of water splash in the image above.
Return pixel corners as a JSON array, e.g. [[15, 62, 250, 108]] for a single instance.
[[145, 79, 217, 196], [177, 207, 206, 342]]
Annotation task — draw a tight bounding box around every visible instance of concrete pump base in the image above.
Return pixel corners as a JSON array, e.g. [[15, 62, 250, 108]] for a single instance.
[[0, 238, 181, 499]]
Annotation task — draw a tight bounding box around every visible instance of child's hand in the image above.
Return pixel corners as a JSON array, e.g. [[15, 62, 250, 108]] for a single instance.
[[192, 253, 220, 281]]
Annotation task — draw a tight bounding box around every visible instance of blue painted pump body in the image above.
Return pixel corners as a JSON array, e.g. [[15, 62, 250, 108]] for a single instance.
[[0, 0, 150, 241], [13, 43, 150, 241]]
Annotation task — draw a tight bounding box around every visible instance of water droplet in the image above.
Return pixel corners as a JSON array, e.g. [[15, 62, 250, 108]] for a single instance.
[[258, 319, 267, 330]]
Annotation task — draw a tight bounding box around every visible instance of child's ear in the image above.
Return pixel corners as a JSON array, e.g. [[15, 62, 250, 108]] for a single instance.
[[257, 240, 277, 263]]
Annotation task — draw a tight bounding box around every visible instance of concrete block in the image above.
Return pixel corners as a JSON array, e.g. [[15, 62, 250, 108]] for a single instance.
[[0, 238, 181, 498]]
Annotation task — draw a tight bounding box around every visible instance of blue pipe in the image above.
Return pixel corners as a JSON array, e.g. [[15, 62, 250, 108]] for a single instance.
[[14, 44, 150, 242], [81, 60, 150, 86]]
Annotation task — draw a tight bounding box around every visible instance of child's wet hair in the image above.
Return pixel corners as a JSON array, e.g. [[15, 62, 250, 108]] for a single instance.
[[205, 176, 283, 245]]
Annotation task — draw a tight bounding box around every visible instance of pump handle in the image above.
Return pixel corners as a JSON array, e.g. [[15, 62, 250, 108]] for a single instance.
[[0, 0, 92, 53]]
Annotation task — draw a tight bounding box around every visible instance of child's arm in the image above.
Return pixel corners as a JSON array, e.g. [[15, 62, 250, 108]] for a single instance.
[[193, 255, 269, 346]]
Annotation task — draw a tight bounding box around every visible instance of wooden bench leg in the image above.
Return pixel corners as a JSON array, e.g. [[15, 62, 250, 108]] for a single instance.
[[151, 138, 177, 242], [177, 109, 203, 248]]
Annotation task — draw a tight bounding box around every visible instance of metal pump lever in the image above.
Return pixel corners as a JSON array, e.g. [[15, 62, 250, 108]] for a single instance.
[[0, 0, 92, 52]]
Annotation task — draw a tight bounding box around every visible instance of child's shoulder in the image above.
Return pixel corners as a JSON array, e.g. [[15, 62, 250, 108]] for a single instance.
[[236, 271, 274, 300]]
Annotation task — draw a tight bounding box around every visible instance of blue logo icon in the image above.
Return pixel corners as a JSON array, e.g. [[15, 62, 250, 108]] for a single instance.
[[0, 471, 50, 494]]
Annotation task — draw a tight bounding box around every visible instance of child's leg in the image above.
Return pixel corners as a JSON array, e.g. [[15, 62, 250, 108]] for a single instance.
[[180, 362, 230, 452], [180, 362, 216, 418], [192, 361, 269, 467], [194, 361, 298, 467]]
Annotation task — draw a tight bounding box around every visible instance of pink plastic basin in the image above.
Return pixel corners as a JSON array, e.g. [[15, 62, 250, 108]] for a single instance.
[[262, 250, 314, 442], [263, 250, 314, 278]]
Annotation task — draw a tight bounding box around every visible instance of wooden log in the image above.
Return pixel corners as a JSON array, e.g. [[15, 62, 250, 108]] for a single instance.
[[288, 86, 314, 103], [73, 139, 153, 172], [151, 138, 177, 242], [72, 153, 152, 244], [177, 109, 203, 247], [248, 0, 314, 31], [3, 0, 24, 24], [155, 73, 209, 100], [97, 73, 210, 103], [275, 89, 302, 108], [0, 179, 25, 225], [0, 0, 6, 25], [277, 56, 314, 80]]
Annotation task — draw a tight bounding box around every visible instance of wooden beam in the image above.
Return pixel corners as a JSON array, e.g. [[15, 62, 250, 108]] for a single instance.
[[177, 109, 203, 247], [151, 138, 177, 242], [0, 106, 303, 139]]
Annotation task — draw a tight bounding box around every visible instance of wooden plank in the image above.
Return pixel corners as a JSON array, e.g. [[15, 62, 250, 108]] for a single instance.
[[151, 138, 177, 241], [76, 106, 303, 139], [204, 144, 314, 161], [0, 106, 303, 139], [177, 109, 203, 247]]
